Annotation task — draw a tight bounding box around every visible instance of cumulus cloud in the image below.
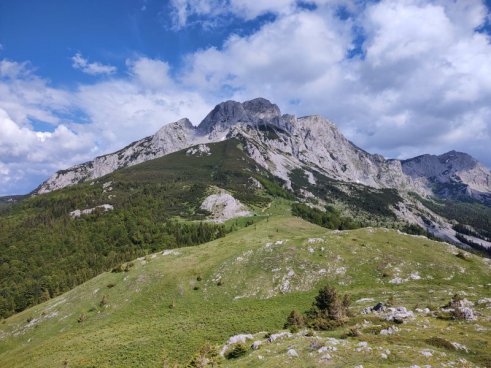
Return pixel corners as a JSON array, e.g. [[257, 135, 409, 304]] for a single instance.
[[71, 53, 117, 75], [1, 0, 491, 195], [0, 57, 211, 195], [179, 0, 491, 166]]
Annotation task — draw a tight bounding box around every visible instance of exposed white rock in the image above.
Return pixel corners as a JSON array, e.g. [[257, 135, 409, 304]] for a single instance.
[[451, 342, 468, 352], [319, 353, 332, 361], [287, 348, 298, 357], [186, 144, 211, 156], [267, 332, 292, 342], [161, 250, 180, 256], [200, 189, 251, 222], [477, 298, 491, 305], [380, 326, 399, 335], [69, 204, 113, 218], [251, 340, 262, 350]]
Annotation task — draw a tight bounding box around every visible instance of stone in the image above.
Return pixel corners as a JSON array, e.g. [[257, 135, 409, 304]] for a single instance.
[[287, 348, 298, 357]]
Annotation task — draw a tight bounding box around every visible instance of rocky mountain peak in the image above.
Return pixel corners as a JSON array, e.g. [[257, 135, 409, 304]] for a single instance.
[[197, 100, 250, 134], [438, 150, 477, 169], [401, 150, 491, 199], [197, 98, 283, 135], [242, 97, 281, 123]]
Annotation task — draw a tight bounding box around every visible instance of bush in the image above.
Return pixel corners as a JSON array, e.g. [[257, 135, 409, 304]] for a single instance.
[[187, 342, 222, 367], [284, 309, 305, 329], [289, 285, 352, 331], [99, 295, 108, 308], [425, 337, 456, 351], [312, 285, 349, 321], [225, 343, 248, 360]]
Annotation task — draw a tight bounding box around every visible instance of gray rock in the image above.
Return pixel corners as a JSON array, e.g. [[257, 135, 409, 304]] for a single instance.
[[402, 150, 491, 203]]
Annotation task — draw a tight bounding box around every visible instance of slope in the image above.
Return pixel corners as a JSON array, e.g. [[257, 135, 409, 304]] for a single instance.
[[0, 215, 490, 367], [0, 139, 273, 318]]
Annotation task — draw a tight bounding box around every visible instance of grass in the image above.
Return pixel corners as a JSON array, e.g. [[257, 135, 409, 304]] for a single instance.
[[0, 213, 490, 367]]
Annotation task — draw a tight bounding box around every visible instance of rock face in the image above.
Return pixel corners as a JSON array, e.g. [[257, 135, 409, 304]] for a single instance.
[[37, 118, 197, 193], [36, 97, 490, 205], [401, 151, 491, 202], [200, 190, 251, 222]]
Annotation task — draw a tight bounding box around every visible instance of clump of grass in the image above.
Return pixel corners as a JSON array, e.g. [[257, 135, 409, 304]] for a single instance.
[[346, 326, 361, 337], [225, 343, 248, 360]]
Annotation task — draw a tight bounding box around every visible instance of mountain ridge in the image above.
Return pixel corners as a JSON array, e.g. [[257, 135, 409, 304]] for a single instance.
[[35, 98, 491, 206]]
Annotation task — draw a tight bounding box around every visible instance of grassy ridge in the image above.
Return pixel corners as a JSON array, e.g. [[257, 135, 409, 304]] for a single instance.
[[0, 215, 489, 367]]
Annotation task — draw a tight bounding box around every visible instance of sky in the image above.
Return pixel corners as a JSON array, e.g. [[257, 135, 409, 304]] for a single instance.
[[0, 0, 491, 196]]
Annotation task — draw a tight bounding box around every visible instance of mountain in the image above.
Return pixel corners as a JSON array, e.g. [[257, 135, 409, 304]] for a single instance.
[[1, 99, 491, 366], [37, 98, 419, 195], [402, 151, 491, 204], [36, 98, 491, 207]]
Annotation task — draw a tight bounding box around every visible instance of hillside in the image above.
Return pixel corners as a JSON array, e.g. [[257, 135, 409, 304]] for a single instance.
[[0, 214, 490, 367], [27, 97, 491, 252]]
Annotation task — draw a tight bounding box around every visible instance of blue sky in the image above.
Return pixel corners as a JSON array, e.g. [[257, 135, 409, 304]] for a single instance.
[[1, 0, 491, 195]]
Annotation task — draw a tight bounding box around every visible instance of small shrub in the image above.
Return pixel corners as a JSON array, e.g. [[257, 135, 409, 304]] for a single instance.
[[311, 285, 350, 321], [196, 276, 202, 282], [347, 327, 361, 337], [77, 313, 87, 323], [188, 342, 222, 367], [216, 280, 223, 286], [455, 251, 469, 261], [106, 283, 116, 288], [284, 309, 305, 329], [99, 295, 108, 308], [225, 343, 248, 360], [309, 318, 345, 331], [193, 286, 200, 291], [386, 295, 395, 307], [289, 325, 300, 333], [425, 337, 456, 351], [436, 311, 453, 320]]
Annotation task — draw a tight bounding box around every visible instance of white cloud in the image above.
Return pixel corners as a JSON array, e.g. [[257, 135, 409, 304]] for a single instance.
[[1, 0, 491, 195], [169, 0, 305, 29], [71, 53, 117, 76], [179, 0, 491, 167], [127, 57, 172, 90], [0, 58, 212, 195]]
